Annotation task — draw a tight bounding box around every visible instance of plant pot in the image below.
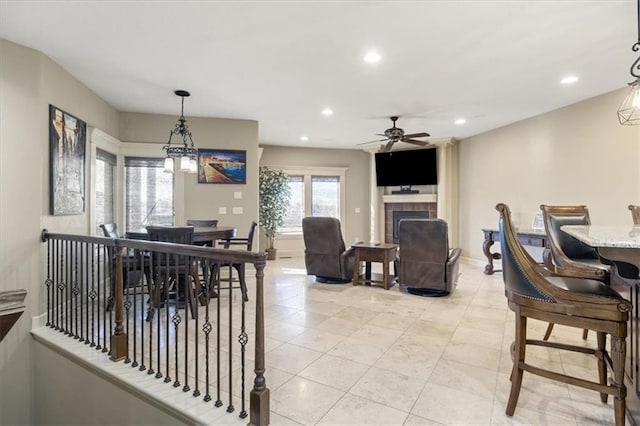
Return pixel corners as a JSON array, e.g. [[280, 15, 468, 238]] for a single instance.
[[266, 248, 277, 260]]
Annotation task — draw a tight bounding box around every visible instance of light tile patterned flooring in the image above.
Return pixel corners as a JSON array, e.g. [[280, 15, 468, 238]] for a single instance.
[[255, 256, 621, 425]]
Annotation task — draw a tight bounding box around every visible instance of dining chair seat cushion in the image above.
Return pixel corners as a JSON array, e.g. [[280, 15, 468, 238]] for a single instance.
[[546, 276, 623, 298]]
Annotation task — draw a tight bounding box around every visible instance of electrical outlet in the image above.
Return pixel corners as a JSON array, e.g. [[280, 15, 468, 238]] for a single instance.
[[232, 207, 243, 214], [218, 207, 227, 215], [355, 207, 361, 213], [234, 191, 242, 199]]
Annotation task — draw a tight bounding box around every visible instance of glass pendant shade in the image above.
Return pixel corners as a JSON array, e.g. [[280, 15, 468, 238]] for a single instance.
[[189, 158, 198, 174], [618, 79, 640, 125], [179, 156, 191, 172], [164, 157, 174, 173]]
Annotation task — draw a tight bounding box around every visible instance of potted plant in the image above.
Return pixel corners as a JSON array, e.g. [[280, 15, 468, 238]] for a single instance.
[[259, 166, 291, 260]]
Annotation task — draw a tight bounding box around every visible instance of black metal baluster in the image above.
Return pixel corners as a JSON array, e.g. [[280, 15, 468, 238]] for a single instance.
[[146, 251, 154, 375], [239, 263, 248, 419], [64, 240, 70, 335], [215, 262, 222, 408], [58, 240, 66, 333], [90, 243, 97, 347], [132, 249, 139, 368], [96, 245, 102, 350], [103, 244, 110, 352], [73, 241, 81, 339], [183, 261, 190, 394], [203, 263, 213, 402], [227, 264, 234, 413], [85, 243, 91, 344], [124, 249, 132, 363], [172, 252, 180, 387], [193, 257, 200, 398], [45, 238, 52, 327]]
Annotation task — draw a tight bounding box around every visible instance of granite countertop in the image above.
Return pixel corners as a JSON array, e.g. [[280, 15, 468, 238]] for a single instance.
[[561, 225, 640, 248]]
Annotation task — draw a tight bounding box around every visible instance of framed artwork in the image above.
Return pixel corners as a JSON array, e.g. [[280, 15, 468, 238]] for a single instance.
[[198, 149, 247, 184], [49, 105, 87, 215]]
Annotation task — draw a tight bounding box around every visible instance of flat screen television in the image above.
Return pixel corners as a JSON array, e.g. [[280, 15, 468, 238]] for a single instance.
[[375, 148, 437, 187]]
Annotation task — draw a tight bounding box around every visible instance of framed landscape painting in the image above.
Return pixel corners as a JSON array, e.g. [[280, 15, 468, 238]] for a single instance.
[[198, 149, 246, 184], [49, 105, 87, 215]]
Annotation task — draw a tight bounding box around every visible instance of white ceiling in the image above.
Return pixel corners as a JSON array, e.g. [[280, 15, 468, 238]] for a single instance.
[[0, 1, 635, 149]]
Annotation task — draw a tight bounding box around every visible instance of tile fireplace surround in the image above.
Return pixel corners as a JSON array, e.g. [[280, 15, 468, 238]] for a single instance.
[[384, 197, 438, 243]]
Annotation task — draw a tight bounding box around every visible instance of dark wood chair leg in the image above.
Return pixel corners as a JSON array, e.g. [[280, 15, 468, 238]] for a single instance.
[[582, 329, 589, 340], [596, 331, 609, 404], [611, 336, 627, 426], [543, 322, 554, 341], [507, 311, 526, 416]]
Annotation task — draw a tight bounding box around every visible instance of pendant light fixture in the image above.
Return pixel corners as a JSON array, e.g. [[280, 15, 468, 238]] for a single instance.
[[618, 0, 640, 125], [162, 90, 198, 173]]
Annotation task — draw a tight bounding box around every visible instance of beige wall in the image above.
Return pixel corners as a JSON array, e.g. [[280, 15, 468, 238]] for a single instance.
[[119, 112, 259, 236], [0, 39, 120, 424], [458, 88, 640, 261], [259, 145, 371, 248]]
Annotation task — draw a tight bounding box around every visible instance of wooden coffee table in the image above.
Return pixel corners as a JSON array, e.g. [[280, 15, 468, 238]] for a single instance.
[[352, 242, 398, 290]]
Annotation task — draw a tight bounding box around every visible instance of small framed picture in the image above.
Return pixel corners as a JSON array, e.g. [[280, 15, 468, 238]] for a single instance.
[[532, 213, 544, 230], [197, 149, 247, 184]]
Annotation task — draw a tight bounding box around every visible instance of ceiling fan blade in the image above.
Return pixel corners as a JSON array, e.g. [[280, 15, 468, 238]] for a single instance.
[[403, 132, 430, 138], [382, 140, 395, 152], [357, 138, 389, 146], [402, 138, 429, 146]]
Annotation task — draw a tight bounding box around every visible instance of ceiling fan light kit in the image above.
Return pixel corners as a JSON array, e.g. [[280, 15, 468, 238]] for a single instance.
[[618, 0, 640, 125]]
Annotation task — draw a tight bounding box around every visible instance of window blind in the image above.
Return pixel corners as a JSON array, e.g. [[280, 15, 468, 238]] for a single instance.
[[125, 157, 174, 231]]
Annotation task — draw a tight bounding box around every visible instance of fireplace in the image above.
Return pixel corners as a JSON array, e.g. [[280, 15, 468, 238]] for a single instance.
[[384, 200, 437, 243], [392, 211, 429, 243]]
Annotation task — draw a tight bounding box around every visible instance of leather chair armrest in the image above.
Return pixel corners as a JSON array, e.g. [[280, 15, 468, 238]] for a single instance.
[[446, 248, 462, 286], [341, 246, 356, 279], [447, 248, 461, 264]]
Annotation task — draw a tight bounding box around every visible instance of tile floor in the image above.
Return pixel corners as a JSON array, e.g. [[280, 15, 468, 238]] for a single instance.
[[253, 256, 621, 425]]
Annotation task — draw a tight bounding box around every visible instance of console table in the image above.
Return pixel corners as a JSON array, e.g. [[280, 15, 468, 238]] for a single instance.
[[482, 228, 548, 275]]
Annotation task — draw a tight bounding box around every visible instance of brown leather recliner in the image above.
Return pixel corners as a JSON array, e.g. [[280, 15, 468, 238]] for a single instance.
[[397, 219, 460, 296], [302, 217, 355, 284]]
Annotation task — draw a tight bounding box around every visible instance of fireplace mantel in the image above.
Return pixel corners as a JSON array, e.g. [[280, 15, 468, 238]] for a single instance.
[[382, 194, 437, 204]]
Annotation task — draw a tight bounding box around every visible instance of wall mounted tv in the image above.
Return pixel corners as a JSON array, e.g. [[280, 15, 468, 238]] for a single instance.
[[375, 148, 437, 187]]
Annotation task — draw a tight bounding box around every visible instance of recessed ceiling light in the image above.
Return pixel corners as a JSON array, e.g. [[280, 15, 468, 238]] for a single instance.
[[321, 108, 334, 116], [300, 136, 309, 141], [560, 75, 579, 85], [363, 51, 382, 63], [455, 118, 466, 125]]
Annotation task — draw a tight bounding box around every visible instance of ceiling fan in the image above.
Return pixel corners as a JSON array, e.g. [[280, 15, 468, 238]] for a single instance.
[[360, 116, 432, 152]]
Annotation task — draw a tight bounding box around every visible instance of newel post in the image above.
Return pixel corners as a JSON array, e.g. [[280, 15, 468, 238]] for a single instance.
[[110, 245, 127, 361], [249, 260, 269, 425]]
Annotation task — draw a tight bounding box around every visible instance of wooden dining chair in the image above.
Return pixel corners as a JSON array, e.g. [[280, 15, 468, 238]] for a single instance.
[[213, 221, 257, 302], [145, 226, 201, 321], [99, 223, 151, 312], [539, 205, 611, 340], [496, 203, 630, 426], [629, 205, 640, 225]]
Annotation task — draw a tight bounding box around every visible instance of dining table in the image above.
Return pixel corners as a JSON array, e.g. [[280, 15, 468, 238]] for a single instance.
[[561, 224, 640, 423], [125, 226, 237, 243]]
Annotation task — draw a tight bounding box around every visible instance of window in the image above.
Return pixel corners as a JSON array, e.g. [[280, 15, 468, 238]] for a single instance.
[[311, 176, 339, 218], [95, 149, 116, 234], [280, 175, 304, 233], [125, 157, 174, 231], [277, 168, 345, 235]]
